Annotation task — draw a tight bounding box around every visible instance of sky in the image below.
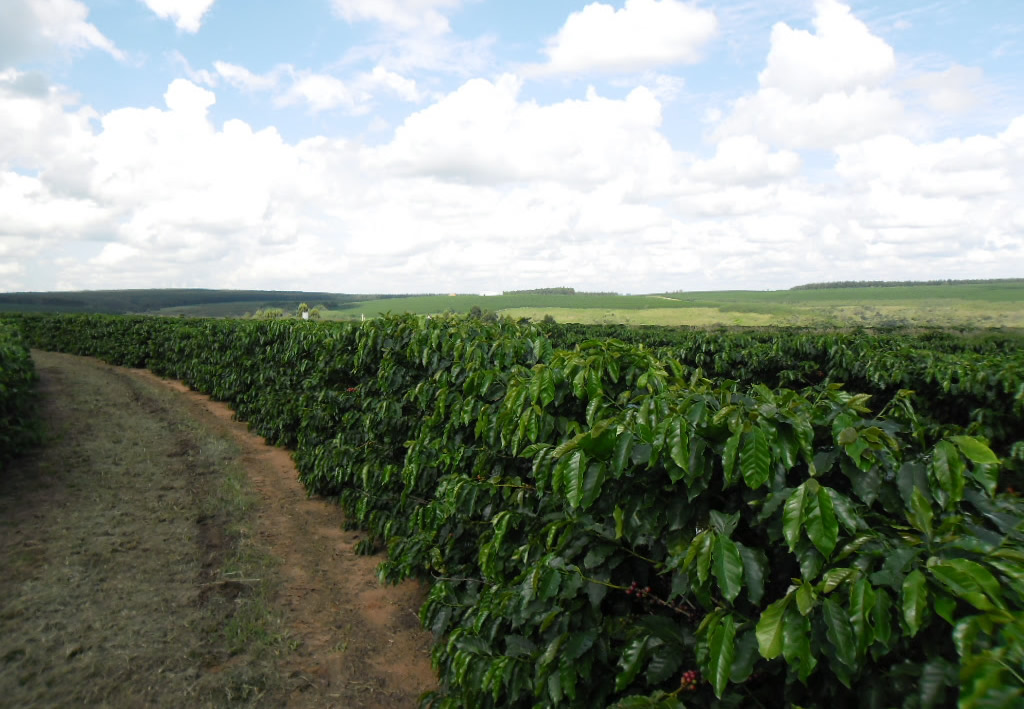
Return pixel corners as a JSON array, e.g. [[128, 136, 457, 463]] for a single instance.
[[1, 0, 1023, 295]]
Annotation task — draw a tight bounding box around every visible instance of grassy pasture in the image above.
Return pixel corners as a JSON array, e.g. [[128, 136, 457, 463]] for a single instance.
[[321, 282, 1024, 329]]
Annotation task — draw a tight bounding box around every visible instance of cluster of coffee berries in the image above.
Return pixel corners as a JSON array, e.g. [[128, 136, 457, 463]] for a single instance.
[[679, 669, 700, 691], [625, 581, 652, 598]]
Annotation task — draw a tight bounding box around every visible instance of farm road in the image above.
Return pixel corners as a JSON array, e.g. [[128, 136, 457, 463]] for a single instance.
[[0, 351, 435, 708]]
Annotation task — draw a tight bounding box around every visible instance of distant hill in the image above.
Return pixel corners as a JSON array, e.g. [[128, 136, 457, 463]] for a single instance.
[[0, 289, 415, 316], [3, 283, 1023, 329]]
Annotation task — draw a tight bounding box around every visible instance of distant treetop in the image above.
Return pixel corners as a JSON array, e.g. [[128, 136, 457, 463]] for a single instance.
[[790, 278, 1024, 290], [502, 287, 619, 296]]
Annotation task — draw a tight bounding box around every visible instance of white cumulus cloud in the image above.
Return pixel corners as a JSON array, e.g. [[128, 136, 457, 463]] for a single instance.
[[214, 61, 281, 92], [691, 135, 801, 185], [141, 0, 218, 33], [374, 75, 674, 188], [758, 0, 895, 99], [540, 0, 718, 75], [213, 61, 423, 113], [714, 0, 907, 150], [0, 0, 123, 68], [330, 0, 463, 35]]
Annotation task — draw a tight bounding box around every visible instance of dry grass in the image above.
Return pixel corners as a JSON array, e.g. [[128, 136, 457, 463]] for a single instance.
[[0, 352, 292, 707]]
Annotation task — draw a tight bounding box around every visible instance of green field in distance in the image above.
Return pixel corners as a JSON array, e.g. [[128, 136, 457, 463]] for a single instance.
[[321, 282, 1024, 329], [3, 281, 1021, 329]]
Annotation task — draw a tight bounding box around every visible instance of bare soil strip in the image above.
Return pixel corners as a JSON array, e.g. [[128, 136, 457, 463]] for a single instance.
[[0, 351, 435, 707]]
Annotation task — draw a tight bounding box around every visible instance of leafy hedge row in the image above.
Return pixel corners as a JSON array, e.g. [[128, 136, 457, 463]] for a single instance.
[[6, 312, 1023, 708], [544, 324, 1024, 459], [0, 321, 39, 471]]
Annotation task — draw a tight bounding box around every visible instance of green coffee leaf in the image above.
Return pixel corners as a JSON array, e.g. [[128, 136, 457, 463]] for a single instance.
[[713, 535, 744, 603], [805, 484, 839, 558], [849, 577, 876, 656], [736, 542, 766, 604], [783, 607, 816, 682], [615, 636, 650, 692], [902, 569, 928, 637], [796, 582, 815, 616], [580, 462, 606, 511], [950, 435, 999, 465], [669, 418, 689, 476], [741, 426, 770, 490], [707, 613, 736, 698], [783, 482, 810, 552], [563, 450, 587, 509], [722, 430, 741, 488], [822, 597, 857, 669], [908, 487, 933, 536], [928, 558, 1004, 612], [930, 440, 965, 507], [756, 593, 792, 659], [611, 433, 634, 478]]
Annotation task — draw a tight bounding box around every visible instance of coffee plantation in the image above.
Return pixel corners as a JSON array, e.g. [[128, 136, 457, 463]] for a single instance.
[[0, 322, 39, 471], [5, 312, 1022, 708]]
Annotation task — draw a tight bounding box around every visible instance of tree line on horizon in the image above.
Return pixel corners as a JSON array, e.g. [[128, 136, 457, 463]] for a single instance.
[[790, 278, 1024, 290]]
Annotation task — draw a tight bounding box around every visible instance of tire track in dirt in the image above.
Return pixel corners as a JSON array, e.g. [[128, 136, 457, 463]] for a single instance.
[[127, 369, 437, 708]]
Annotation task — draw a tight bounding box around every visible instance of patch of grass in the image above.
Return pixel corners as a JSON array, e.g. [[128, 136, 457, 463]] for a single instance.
[[196, 439, 292, 660], [496, 307, 780, 327]]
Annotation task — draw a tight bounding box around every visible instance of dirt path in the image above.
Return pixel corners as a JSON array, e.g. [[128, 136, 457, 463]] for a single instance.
[[0, 351, 435, 707]]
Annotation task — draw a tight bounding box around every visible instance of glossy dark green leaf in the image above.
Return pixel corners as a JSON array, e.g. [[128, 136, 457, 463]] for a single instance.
[[821, 597, 857, 669], [820, 567, 858, 594], [736, 542, 766, 604], [928, 558, 1003, 611], [950, 435, 999, 465], [564, 628, 599, 660], [729, 629, 759, 683], [908, 487, 933, 536], [668, 418, 689, 479], [933, 592, 956, 625], [708, 509, 740, 537], [896, 460, 930, 510], [538, 366, 556, 407], [782, 606, 817, 682], [580, 462, 606, 511], [774, 423, 799, 470], [969, 463, 999, 498], [722, 430, 741, 488], [826, 488, 863, 533], [563, 450, 587, 509], [795, 538, 825, 580], [848, 577, 876, 656], [931, 439, 965, 507], [547, 668, 563, 704], [838, 426, 858, 445], [646, 641, 684, 685], [756, 593, 791, 659], [615, 636, 650, 692], [872, 587, 893, 649], [783, 481, 810, 552], [611, 432, 634, 478], [843, 458, 881, 506], [741, 426, 771, 490], [713, 535, 744, 603], [796, 582, 815, 616], [805, 484, 839, 558], [902, 569, 928, 637], [707, 613, 736, 698], [695, 531, 714, 585]]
